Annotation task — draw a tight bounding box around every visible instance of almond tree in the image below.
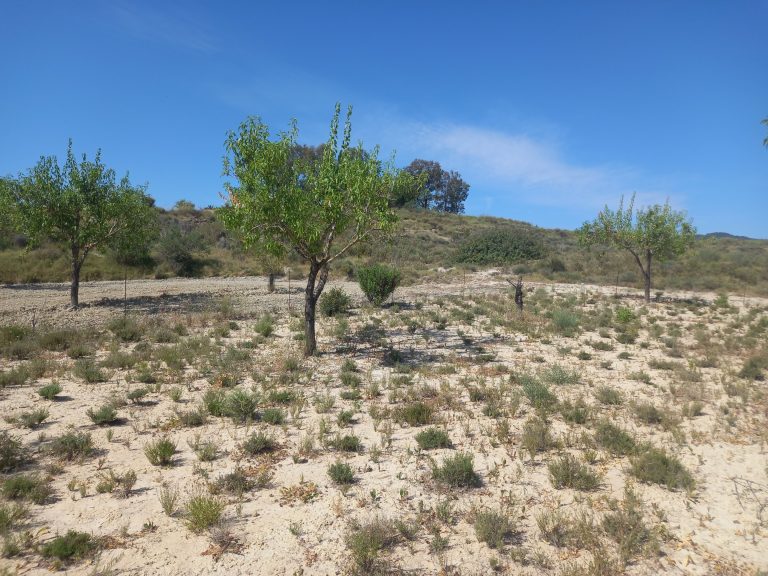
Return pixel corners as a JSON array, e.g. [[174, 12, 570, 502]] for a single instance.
[[5, 141, 157, 307], [578, 194, 696, 302], [219, 104, 414, 356]]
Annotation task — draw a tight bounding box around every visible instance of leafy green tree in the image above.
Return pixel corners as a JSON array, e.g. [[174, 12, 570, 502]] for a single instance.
[[403, 159, 444, 209], [219, 104, 413, 356], [578, 194, 696, 302], [5, 141, 157, 307], [401, 160, 469, 213]]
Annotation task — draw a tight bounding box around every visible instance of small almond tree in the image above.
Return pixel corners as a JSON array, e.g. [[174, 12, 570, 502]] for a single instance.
[[4, 141, 157, 307], [578, 194, 696, 302], [219, 104, 415, 356]]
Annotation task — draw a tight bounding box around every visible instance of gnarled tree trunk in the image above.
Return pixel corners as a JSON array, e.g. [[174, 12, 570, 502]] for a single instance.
[[643, 250, 652, 303], [70, 246, 82, 308]]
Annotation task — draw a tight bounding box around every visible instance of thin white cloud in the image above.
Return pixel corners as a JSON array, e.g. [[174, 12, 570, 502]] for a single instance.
[[110, 3, 216, 53]]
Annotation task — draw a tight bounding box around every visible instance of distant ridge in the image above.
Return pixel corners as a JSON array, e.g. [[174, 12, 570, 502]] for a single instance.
[[700, 232, 757, 241]]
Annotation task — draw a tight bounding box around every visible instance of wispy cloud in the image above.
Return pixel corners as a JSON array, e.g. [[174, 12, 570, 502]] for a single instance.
[[405, 122, 676, 210], [109, 3, 216, 53]]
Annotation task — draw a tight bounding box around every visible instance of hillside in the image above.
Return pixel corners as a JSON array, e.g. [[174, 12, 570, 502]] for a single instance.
[[1, 207, 767, 296]]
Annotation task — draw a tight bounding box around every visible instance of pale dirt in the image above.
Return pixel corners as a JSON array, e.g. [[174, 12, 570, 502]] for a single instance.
[[0, 271, 766, 575]]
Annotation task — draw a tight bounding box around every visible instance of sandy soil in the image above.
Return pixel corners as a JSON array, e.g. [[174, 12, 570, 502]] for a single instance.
[[0, 272, 766, 575]]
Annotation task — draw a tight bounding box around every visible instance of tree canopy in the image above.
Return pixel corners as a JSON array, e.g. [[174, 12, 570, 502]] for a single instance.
[[3, 141, 157, 306], [400, 159, 470, 213], [219, 103, 414, 355], [578, 194, 696, 301]]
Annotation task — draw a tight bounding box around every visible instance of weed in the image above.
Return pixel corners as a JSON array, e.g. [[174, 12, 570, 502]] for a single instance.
[[15, 407, 49, 429], [223, 389, 259, 423], [37, 381, 62, 400], [594, 386, 622, 405], [241, 432, 277, 455], [2, 474, 53, 504], [522, 417, 555, 459], [629, 446, 694, 490], [185, 492, 225, 533], [433, 452, 481, 488], [474, 509, 513, 549], [632, 402, 662, 425], [107, 316, 143, 342], [333, 434, 363, 453], [320, 287, 352, 317], [49, 431, 93, 461], [261, 407, 285, 425], [73, 359, 107, 384], [395, 401, 434, 426], [541, 363, 580, 386], [328, 461, 355, 485], [144, 437, 176, 466], [345, 517, 399, 574], [560, 398, 590, 424], [87, 404, 119, 426], [548, 454, 601, 491], [521, 376, 558, 411], [594, 421, 636, 456], [415, 428, 452, 450], [41, 530, 95, 562], [602, 485, 659, 565]]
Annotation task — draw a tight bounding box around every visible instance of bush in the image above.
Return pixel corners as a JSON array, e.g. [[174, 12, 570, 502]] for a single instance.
[[548, 454, 601, 491], [0, 431, 29, 472], [433, 452, 481, 488], [456, 228, 545, 265], [346, 517, 399, 573], [38, 382, 62, 400], [594, 421, 637, 456], [73, 359, 107, 383], [328, 461, 355, 485], [185, 493, 225, 533], [629, 446, 694, 490], [144, 437, 176, 466], [595, 386, 623, 405], [241, 432, 277, 455], [415, 428, 452, 450], [521, 417, 555, 459], [395, 401, 434, 427], [49, 431, 93, 461], [87, 404, 119, 426], [357, 264, 401, 306], [41, 530, 95, 561], [15, 408, 49, 429], [521, 376, 558, 411], [203, 389, 227, 416], [551, 309, 580, 336], [474, 509, 513, 549], [2, 474, 53, 504], [333, 434, 363, 453], [633, 402, 662, 424], [254, 314, 274, 337], [320, 287, 352, 317], [107, 316, 143, 342], [223, 389, 259, 423], [261, 408, 285, 425]]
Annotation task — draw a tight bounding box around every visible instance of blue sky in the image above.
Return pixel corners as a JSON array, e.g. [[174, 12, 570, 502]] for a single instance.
[[1, 1, 766, 237]]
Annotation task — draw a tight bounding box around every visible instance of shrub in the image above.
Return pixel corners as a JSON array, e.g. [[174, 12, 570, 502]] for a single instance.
[[73, 359, 107, 383], [328, 461, 355, 485], [594, 421, 637, 456], [357, 264, 401, 306], [615, 307, 636, 324], [214, 468, 255, 496], [346, 517, 399, 573], [261, 408, 285, 425], [433, 452, 481, 488], [2, 474, 53, 504], [38, 382, 62, 400], [415, 428, 452, 450], [203, 389, 227, 416], [595, 386, 623, 405], [41, 530, 95, 561], [333, 434, 363, 453], [540, 363, 580, 386], [144, 437, 176, 466], [126, 387, 148, 403], [223, 389, 259, 423], [107, 316, 143, 342], [521, 376, 557, 411], [49, 431, 93, 461], [602, 486, 658, 565], [241, 432, 277, 455], [474, 509, 513, 549], [185, 493, 225, 533], [254, 314, 275, 337], [560, 398, 590, 424], [456, 228, 545, 265], [629, 446, 694, 490], [0, 366, 30, 388], [551, 309, 580, 336], [395, 401, 434, 427], [738, 356, 766, 381], [320, 287, 352, 317], [633, 402, 662, 425], [87, 404, 118, 426], [177, 407, 206, 427], [16, 407, 49, 429], [0, 503, 25, 535], [521, 417, 555, 459], [548, 454, 601, 491]]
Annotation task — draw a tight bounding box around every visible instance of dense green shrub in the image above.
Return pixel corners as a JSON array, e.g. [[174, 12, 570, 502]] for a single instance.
[[41, 530, 95, 561], [357, 264, 401, 306], [415, 428, 452, 450], [0, 432, 28, 472], [320, 287, 352, 317], [456, 228, 545, 265], [433, 452, 481, 488]]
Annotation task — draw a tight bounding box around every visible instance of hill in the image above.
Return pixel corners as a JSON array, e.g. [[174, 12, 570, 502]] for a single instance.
[[1, 207, 767, 296]]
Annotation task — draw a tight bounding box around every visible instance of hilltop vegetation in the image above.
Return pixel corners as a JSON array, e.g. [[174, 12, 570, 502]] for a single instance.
[[2, 205, 766, 296]]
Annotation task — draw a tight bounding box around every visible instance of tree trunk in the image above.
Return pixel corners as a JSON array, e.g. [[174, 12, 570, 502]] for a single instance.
[[70, 248, 81, 308], [643, 250, 652, 303], [304, 261, 329, 357], [268, 272, 275, 293]]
